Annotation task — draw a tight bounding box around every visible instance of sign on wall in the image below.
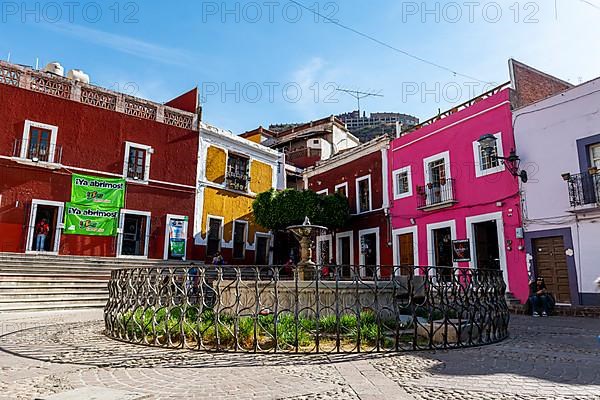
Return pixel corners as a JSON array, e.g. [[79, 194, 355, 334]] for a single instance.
[[452, 239, 471, 262], [70, 174, 125, 208], [63, 203, 119, 236]]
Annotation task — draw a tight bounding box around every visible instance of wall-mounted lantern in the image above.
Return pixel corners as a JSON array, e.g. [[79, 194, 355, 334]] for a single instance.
[[478, 134, 528, 183]]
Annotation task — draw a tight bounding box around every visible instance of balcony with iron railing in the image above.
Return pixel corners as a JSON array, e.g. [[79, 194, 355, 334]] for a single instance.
[[416, 178, 457, 210], [12, 138, 63, 164], [564, 171, 600, 208], [0, 61, 198, 131], [225, 171, 250, 192]]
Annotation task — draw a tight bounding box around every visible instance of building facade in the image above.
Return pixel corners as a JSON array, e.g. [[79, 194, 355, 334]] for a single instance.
[[388, 86, 530, 301], [514, 77, 600, 306], [194, 122, 284, 264], [264, 116, 360, 169], [304, 135, 393, 277], [0, 61, 200, 260]]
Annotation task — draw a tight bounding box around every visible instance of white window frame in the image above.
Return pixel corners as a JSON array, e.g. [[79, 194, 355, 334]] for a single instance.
[[358, 227, 380, 277], [206, 214, 225, 253], [316, 189, 329, 196], [25, 199, 65, 255], [336, 230, 354, 266], [335, 182, 348, 197], [355, 174, 372, 214], [589, 143, 600, 169], [316, 234, 333, 264], [392, 166, 413, 200], [465, 212, 510, 291], [423, 151, 451, 185], [472, 132, 505, 178], [232, 219, 249, 260], [392, 226, 419, 274], [117, 209, 151, 259], [163, 214, 188, 261], [123, 141, 152, 184], [426, 220, 458, 275], [20, 120, 59, 164]]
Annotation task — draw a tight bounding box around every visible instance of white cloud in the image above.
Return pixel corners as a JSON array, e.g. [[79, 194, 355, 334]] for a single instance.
[[43, 23, 194, 66]]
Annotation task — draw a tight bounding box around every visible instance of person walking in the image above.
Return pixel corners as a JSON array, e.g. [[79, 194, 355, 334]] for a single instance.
[[35, 218, 50, 251]]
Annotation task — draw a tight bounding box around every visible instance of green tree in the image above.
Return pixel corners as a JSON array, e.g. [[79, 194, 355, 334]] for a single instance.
[[252, 189, 350, 231]]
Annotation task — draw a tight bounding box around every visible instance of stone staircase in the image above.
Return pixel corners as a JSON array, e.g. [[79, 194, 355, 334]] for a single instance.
[[0, 253, 189, 312]]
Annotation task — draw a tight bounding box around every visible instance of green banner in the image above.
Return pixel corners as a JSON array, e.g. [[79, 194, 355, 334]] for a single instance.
[[63, 203, 119, 236], [71, 174, 125, 208]]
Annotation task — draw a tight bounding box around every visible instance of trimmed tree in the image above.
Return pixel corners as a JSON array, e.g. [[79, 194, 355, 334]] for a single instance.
[[252, 189, 350, 231]]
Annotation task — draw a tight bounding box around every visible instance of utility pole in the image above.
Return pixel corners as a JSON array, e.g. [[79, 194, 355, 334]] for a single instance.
[[336, 88, 383, 119]]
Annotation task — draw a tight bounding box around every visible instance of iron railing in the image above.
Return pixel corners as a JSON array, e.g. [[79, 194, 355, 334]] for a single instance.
[[104, 265, 509, 353], [12, 138, 63, 164], [566, 172, 600, 207], [417, 178, 457, 209]]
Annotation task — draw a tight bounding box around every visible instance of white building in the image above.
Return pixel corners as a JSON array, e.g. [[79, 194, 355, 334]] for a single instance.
[[514, 77, 600, 306]]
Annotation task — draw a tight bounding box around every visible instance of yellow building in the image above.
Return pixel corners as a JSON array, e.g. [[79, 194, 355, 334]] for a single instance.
[[194, 122, 284, 264]]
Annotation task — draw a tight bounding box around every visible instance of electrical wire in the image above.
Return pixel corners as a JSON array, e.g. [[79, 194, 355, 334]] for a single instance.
[[288, 0, 492, 85]]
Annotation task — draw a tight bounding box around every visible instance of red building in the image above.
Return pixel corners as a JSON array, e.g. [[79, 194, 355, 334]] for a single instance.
[[0, 61, 200, 260], [304, 135, 393, 277]]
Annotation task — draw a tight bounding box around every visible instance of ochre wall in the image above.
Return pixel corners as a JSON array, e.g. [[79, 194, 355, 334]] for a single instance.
[[200, 187, 267, 244], [206, 146, 226, 184], [250, 160, 273, 194]]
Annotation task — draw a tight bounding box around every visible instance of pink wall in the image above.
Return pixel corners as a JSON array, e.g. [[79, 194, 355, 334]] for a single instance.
[[388, 89, 529, 301]]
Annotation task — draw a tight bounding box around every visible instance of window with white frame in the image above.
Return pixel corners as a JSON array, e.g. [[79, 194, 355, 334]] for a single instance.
[[233, 220, 247, 259], [590, 144, 600, 170], [335, 182, 348, 197], [124, 142, 152, 182], [20, 120, 59, 163], [316, 189, 328, 196], [226, 153, 250, 192], [393, 166, 412, 199], [356, 175, 372, 213], [473, 132, 504, 177]]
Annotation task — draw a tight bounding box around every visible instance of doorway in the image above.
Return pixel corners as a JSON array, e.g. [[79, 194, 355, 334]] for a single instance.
[[336, 231, 353, 279], [255, 234, 270, 265], [118, 211, 150, 257], [473, 220, 500, 270], [164, 215, 188, 260], [432, 227, 453, 281], [359, 229, 379, 278], [27, 200, 64, 254], [532, 236, 572, 304]]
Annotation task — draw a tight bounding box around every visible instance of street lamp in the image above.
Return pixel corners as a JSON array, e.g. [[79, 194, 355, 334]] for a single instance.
[[477, 134, 528, 183]]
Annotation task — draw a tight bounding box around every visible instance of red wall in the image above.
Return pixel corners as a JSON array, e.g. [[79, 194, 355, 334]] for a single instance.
[[0, 84, 198, 259], [307, 149, 393, 270]]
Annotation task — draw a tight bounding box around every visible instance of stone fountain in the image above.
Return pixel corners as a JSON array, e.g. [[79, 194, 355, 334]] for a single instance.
[[287, 216, 327, 280]]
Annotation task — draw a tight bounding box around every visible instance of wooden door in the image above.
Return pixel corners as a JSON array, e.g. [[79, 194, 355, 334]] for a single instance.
[[532, 236, 571, 304], [398, 233, 414, 266]]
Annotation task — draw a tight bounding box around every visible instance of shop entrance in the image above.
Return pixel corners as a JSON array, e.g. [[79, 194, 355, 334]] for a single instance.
[[27, 200, 64, 253], [473, 220, 501, 270], [119, 211, 150, 257], [432, 227, 453, 282]]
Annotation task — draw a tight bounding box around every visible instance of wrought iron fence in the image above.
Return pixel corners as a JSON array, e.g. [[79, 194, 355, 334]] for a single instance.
[[104, 265, 509, 353]]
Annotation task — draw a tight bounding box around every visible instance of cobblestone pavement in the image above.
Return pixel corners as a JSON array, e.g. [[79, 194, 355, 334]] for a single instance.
[[0, 310, 599, 399]]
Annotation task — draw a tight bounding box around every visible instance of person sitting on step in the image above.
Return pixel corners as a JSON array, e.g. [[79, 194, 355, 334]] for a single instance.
[[529, 276, 550, 317]]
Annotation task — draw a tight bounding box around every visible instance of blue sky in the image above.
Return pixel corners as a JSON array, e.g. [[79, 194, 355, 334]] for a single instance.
[[1, 0, 599, 133]]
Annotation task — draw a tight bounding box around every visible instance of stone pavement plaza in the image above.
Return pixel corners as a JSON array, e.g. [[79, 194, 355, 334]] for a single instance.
[[0, 310, 599, 400]]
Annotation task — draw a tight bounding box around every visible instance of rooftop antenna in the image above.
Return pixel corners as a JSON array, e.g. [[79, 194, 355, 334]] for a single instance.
[[35, 57, 39, 70], [336, 88, 383, 119], [7, 52, 10, 62]]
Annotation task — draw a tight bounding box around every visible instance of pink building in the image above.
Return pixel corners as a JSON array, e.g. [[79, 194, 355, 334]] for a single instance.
[[387, 61, 570, 302]]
